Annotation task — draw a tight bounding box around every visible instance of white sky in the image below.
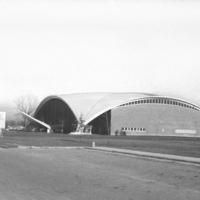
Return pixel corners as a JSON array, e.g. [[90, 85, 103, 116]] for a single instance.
[[1, 0, 200, 104]]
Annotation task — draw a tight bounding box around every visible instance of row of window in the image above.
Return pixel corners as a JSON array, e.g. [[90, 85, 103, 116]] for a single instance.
[[122, 127, 146, 132], [119, 98, 199, 111]]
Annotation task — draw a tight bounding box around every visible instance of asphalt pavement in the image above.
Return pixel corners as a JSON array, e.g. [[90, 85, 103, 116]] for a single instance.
[[0, 148, 199, 200]]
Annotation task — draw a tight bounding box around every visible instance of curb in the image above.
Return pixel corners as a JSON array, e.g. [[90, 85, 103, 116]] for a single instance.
[[87, 147, 200, 165], [3, 145, 200, 166]]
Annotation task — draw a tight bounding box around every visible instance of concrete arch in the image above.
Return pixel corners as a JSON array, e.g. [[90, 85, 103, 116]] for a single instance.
[[84, 96, 200, 125], [34, 95, 77, 120], [34, 96, 77, 133], [117, 96, 200, 111], [34, 93, 200, 134]]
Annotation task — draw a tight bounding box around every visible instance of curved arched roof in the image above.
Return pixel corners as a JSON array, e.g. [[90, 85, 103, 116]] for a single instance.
[[34, 92, 200, 125]]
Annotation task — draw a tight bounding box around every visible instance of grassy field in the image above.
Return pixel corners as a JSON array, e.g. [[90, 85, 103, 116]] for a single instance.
[[1, 131, 200, 157]]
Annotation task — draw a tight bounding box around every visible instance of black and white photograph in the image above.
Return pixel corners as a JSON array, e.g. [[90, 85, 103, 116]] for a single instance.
[[0, 0, 200, 199]]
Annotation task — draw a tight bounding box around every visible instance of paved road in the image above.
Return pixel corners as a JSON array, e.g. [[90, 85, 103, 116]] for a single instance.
[[0, 148, 199, 200]]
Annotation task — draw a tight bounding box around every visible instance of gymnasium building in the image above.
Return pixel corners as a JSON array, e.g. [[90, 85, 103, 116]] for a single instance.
[[34, 93, 200, 136]]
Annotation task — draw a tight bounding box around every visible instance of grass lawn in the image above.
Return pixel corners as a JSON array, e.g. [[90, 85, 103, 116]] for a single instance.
[[1, 131, 200, 158]]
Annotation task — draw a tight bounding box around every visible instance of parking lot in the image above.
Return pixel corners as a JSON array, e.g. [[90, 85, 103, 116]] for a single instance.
[[0, 148, 199, 200]]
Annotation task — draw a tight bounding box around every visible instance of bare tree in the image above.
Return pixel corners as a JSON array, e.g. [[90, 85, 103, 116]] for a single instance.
[[14, 95, 39, 127]]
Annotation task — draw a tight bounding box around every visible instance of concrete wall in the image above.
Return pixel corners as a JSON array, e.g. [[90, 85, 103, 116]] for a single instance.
[[111, 104, 200, 136]]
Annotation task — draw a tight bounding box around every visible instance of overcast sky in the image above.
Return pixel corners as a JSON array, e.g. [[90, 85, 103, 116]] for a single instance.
[[1, 0, 200, 104]]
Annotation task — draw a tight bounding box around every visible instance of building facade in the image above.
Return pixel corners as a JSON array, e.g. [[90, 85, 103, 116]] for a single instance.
[[34, 93, 200, 136]]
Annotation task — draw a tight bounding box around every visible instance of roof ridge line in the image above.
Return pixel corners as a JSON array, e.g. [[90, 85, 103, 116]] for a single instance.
[[84, 93, 111, 119]]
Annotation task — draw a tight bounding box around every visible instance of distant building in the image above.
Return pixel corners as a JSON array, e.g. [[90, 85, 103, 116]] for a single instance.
[[34, 93, 200, 136]]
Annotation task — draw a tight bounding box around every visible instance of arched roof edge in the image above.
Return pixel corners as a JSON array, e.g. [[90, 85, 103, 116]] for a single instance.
[[84, 95, 200, 125], [34, 95, 78, 121]]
